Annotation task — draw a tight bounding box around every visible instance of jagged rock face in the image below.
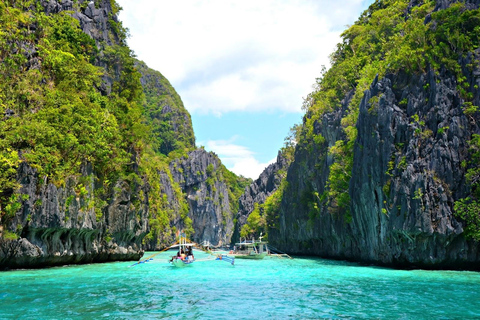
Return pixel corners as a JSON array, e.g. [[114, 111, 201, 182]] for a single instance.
[[0, 163, 147, 269], [433, 0, 480, 11], [231, 152, 288, 244], [350, 68, 479, 268], [272, 62, 480, 269], [39, 0, 125, 95], [267, 0, 480, 271], [40, 0, 119, 46], [158, 171, 183, 226], [141, 170, 186, 251], [269, 93, 356, 260], [171, 149, 233, 246], [0, 0, 151, 269]]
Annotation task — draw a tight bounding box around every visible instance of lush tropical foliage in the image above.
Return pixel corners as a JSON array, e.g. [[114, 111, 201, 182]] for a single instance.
[[454, 134, 480, 241], [135, 60, 195, 157], [0, 0, 247, 245], [0, 0, 142, 223]]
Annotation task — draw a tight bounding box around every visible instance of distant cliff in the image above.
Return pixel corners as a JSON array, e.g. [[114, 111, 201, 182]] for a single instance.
[[231, 151, 289, 244], [265, 0, 480, 270], [169, 150, 231, 246]]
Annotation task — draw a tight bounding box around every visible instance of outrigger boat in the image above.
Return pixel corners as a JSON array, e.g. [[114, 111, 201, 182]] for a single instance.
[[169, 235, 235, 266], [129, 232, 235, 267], [231, 235, 269, 259], [169, 233, 196, 267]]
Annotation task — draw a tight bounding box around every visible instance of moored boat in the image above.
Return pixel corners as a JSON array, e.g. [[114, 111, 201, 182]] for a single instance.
[[169, 233, 196, 267], [130, 232, 236, 267], [231, 236, 269, 259], [170, 253, 195, 267]]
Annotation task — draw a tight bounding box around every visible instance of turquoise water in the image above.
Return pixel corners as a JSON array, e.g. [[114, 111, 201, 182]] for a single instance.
[[1, 250, 480, 319]]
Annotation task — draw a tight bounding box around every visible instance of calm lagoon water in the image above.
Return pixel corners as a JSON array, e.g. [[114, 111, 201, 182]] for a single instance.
[[1, 250, 479, 319]]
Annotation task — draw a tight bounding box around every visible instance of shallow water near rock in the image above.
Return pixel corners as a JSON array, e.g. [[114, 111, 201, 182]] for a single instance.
[[1, 250, 479, 319]]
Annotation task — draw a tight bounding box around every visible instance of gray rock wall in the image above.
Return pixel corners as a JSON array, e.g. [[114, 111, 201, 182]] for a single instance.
[[171, 149, 234, 246], [267, 0, 480, 270], [269, 92, 356, 259], [0, 0, 147, 269], [40, 0, 119, 46], [271, 64, 480, 269], [0, 163, 146, 269], [350, 68, 480, 268], [231, 151, 288, 244]]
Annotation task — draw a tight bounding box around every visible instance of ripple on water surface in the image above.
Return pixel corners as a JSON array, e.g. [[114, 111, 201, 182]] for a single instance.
[[1, 251, 479, 319]]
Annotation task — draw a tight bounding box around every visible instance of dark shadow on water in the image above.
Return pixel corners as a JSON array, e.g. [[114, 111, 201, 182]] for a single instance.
[[288, 254, 480, 273]]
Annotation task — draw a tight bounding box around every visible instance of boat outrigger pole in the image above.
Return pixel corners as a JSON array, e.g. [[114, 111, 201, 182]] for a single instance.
[[215, 254, 234, 265], [129, 232, 236, 267], [129, 241, 178, 267]]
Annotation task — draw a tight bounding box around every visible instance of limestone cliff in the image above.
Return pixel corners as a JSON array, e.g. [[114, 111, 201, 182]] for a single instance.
[[40, 0, 125, 94], [269, 93, 353, 260], [0, 162, 147, 269], [350, 69, 479, 268], [41, 0, 120, 45], [231, 151, 289, 244], [0, 0, 177, 268], [269, 0, 480, 270], [0, 0, 250, 269], [170, 149, 235, 246]]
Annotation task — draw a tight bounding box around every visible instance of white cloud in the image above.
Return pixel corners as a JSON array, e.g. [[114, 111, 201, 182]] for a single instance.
[[230, 157, 276, 180], [118, 0, 372, 115], [116, 0, 373, 177], [202, 138, 275, 179]]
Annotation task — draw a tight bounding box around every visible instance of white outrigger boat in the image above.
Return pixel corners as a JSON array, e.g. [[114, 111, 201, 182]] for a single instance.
[[169, 233, 196, 267], [168, 233, 235, 266], [231, 236, 269, 259], [129, 232, 236, 267]]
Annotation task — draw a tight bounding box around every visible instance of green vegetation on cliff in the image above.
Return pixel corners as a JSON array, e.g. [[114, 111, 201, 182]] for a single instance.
[[0, 1, 142, 218], [240, 179, 286, 240], [0, 0, 191, 244], [239, 144, 292, 240], [455, 134, 480, 241], [219, 163, 252, 215], [135, 60, 195, 157]]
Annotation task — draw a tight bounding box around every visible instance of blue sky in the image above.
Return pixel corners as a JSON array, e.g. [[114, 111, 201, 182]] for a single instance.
[[192, 111, 304, 176], [117, 0, 374, 179]]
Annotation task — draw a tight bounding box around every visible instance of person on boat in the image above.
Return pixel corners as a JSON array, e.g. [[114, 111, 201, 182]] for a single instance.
[[187, 246, 194, 261], [170, 249, 181, 262], [180, 248, 186, 260]]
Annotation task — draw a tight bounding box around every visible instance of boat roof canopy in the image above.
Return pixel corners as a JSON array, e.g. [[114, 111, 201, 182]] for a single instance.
[[168, 243, 197, 249], [235, 241, 267, 245]]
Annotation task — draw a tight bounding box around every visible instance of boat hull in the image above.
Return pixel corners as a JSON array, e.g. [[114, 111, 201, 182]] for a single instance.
[[171, 258, 194, 267], [233, 252, 267, 259]]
